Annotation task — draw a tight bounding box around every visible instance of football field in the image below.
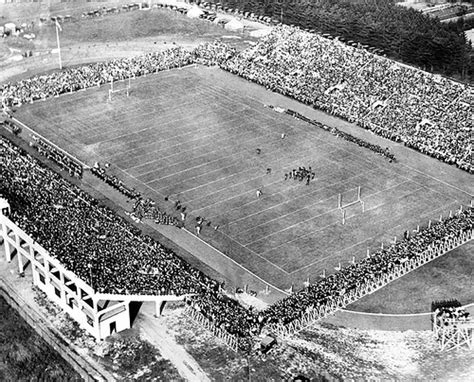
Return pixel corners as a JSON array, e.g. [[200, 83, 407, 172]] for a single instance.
[[15, 65, 472, 291]]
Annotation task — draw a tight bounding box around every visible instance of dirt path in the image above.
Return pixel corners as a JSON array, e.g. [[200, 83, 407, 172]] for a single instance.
[[136, 302, 211, 382], [0, 241, 209, 381]]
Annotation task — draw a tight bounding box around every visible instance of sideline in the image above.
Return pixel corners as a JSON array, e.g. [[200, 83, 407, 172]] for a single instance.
[[3, 39, 472, 317], [183, 227, 290, 297], [11, 116, 89, 168], [4, 118, 290, 302]]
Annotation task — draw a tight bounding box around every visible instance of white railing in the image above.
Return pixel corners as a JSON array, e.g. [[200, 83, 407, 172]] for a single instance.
[[266, 225, 473, 338], [184, 305, 240, 352]]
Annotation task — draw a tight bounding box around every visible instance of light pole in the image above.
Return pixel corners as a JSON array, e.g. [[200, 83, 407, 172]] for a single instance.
[[54, 19, 63, 70]]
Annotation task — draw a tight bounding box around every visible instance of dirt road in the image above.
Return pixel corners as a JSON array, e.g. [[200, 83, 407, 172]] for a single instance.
[[136, 302, 211, 382]]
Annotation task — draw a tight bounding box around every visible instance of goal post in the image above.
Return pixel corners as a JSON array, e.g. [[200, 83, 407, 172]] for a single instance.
[[108, 77, 131, 102], [338, 186, 365, 225]]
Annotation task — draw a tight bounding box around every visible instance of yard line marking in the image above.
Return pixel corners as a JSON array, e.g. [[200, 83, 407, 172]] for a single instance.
[[93, 104, 235, 151], [251, 181, 418, 251], [289, 198, 462, 274], [73, 78, 220, 140], [189, 159, 358, 215], [191, 154, 361, 217], [182, 228, 292, 287], [20, 65, 471, 290], [104, 116, 246, 164], [223, 167, 381, 228], [181, 138, 360, 203], [148, 112, 336, 190], [205, 227, 291, 275], [139, 118, 327, 186], [90, 123, 171, 147], [181, 148, 334, 202], [237, 193, 338, 237], [399, 163, 473, 198], [116, 121, 250, 169], [25, 75, 185, 131], [99, 95, 250, 156], [134, 124, 273, 178], [12, 117, 88, 169], [232, 84, 472, 198], [142, 138, 283, 186], [87, 145, 167, 199], [101, 118, 234, 160], [128, 129, 279, 176], [184, 145, 330, 204], [25, 97, 185, 145], [152, 137, 297, 192], [157, 142, 332, 202], [186, 146, 339, 213], [258, 185, 426, 258], [207, 77, 396, 170]]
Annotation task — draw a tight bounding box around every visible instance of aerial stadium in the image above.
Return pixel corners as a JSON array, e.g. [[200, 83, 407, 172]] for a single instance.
[[0, 0, 473, 380]]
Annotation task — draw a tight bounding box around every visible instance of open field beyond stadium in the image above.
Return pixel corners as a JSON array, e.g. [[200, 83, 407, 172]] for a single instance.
[[15, 65, 473, 294], [348, 240, 474, 314]]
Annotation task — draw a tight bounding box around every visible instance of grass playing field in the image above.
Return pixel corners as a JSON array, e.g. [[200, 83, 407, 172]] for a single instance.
[[15, 65, 473, 295]]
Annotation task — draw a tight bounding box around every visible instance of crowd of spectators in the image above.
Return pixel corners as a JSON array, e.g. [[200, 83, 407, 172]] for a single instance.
[[0, 47, 194, 107], [0, 42, 238, 109], [0, 136, 259, 349], [193, 41, 237, 66], [90, 164, 181, 226], [31, 135, 83, 178], [1, 136, 472, 351], [129, 197, 181, 227], [91, 163, 139, 199], [284, 108, 396, 162], [220, 26, 472, 173], [0, 137, 217, 297], [0, 118, 21, 135], [434, 306, 470, 325], [261, 209, 473, 327], [182, 205, 473, 342], [3, 26, 467, 172], [1, 27, 473, 350], [432, 299, 471, 325]]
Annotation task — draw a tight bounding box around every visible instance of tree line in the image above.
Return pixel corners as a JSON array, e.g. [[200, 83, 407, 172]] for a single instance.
[[204, 0, 472, 80]]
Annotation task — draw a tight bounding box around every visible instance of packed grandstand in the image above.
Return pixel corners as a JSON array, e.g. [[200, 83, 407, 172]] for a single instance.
[[2, 27, 472, 172], [1, 24, 473, 352], [1, 133, 472, 350]]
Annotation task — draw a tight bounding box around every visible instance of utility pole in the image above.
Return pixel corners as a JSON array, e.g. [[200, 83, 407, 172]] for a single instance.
[[55, 19, 63, 70]]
